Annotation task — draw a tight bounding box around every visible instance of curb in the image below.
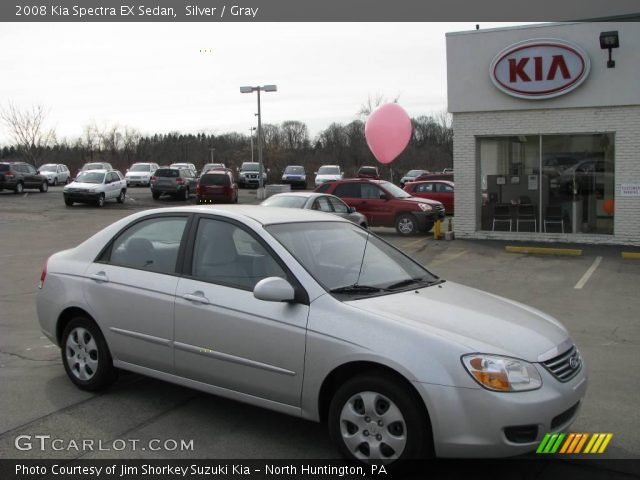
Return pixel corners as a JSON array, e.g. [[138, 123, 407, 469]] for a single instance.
[[622, 252, 640, 259], [505, 246, 583, 256]]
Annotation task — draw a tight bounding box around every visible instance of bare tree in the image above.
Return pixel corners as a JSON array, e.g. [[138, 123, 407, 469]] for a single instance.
[[0, 103, 55, 167], [357, 93, 401, 120], [281, 120, 309, 151]]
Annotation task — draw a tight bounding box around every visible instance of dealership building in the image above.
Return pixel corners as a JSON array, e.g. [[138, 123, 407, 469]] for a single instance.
[[447, 22, 640, 245]]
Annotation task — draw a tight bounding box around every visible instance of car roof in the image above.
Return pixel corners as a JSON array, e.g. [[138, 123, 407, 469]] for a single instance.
[[410, 179, 454, 185]]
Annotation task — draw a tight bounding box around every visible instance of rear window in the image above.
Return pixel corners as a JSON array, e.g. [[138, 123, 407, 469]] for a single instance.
[[155, 169, 179, 177], [83, 163, 104, 170], [261, 195, 307, 208], [359, 167, 378, 174], [0, 164, 10, 172], [200, 174, 230, 186]]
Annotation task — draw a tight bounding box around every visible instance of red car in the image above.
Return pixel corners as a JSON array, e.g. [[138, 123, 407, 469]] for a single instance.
[[316, 178, 445, 235], [403, 180, 454, 214], [196, 170, 238, 204]]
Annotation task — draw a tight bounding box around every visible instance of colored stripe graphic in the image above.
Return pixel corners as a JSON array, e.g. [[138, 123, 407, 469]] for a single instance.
[[559, 433, 575, 453], [538, 433, 613, 454], [537, 434, 552, 453]]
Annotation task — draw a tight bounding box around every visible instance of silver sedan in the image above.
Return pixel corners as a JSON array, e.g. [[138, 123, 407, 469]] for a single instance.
[[261, 192, 368, 229], [36, 206, 586, 463]]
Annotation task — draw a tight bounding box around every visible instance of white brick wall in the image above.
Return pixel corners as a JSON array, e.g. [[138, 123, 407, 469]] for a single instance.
[[453, 106, 640, 245]]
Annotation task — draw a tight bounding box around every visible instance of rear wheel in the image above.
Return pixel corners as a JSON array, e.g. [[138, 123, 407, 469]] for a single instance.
[[395, 213, 417, 236], [40, 181, 48, 193], [96, 193, 105, 208], [53, 177, 58, 186], [328, 373, 431, 464], [61, 316, 117, 391], [183, 187, 189, 201], [15, 182, 24, 194], [117, 190, 126, 203], [152, 191, 161, 200]]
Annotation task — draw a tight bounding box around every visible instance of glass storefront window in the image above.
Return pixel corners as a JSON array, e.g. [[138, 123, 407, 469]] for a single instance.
[[479, 134, 614, 235]]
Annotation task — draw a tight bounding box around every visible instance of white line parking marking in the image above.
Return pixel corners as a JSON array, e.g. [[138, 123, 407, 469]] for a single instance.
[[574, 256, 602, 290]]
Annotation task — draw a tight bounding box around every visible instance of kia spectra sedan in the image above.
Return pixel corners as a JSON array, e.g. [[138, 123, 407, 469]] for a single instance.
[[36, 206, 586, 463]]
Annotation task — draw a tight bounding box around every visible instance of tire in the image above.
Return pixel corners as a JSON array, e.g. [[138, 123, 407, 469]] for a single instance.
[[60, 316, 117, 391], [96, 193, 105, 208], [328, 373, 431, 464], [183, 187, 189, 201], [117, 190, 126, 204], [65, 176, 71, 184], [152, 191, 161, 200], [64, 197, 73, 207], [40, 181, 48, 193], [395, 213, 418, 236], [15, 182, 24, 194]]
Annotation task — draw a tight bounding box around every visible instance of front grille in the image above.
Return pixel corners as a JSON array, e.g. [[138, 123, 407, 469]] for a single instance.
[[542, 345, 582, 382], [504, 425, 539, 444], [551, 402, 580, 429]]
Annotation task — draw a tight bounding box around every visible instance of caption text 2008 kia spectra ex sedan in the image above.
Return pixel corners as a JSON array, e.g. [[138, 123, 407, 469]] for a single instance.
[[36, 205, 587, 464]]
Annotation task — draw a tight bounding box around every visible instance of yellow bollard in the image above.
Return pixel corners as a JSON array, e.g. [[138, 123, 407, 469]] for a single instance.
[[434, 219, 441, 240]]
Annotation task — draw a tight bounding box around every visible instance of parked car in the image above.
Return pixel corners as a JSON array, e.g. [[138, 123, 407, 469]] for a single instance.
[[261, 192, 368, 228], [404, 180, 455, 214], [196, 170, 238, 204], [0, 162, 49, 193], [76, 162, 113, 179], [399, 169, 430, 187], [37, 205, 587, 463], [316, 178, 445, 235], [170, 162, 197, 175], [150, 167, 197, 200], [415, 172, 454, 182], [63, 169, 126, 207], [356, 166, 380, 179], [38, 163, 71, 185], [314, 165, 343, 187], [238, 162, 267, 188], [281, 165, 308, 189], [201, 163, 227, 175], [125, 162, 159, 187]]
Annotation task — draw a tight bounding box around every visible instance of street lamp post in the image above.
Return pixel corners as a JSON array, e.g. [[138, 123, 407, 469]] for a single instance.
[[240, 84, 277, 196], [249, 127, 256, 163]]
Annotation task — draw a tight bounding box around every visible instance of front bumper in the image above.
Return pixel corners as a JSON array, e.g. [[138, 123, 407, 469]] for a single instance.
[[282, 178, 307, 188], [63, 191, 101, 203], [126, 177, 150, 186], [415, 364, 588, 457]]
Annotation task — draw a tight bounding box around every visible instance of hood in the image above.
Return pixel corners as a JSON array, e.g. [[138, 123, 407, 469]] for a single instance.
[[399, 196, 442, 207], [65, 181, 98, 191], [347, 281, 569, 362]]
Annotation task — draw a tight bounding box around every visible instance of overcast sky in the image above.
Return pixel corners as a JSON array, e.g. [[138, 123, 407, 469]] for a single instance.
[[0, 22, 531, 144]]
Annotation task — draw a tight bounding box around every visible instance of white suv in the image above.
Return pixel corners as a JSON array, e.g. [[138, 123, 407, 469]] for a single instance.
[[63, 169, 127, 207], [125, 162, 159, 187], [314, 165, 343, 187]]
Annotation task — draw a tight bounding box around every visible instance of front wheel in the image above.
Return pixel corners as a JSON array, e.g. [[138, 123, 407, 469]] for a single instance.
[[328, 374, 431, 464], [96, 193, 105, 208], [40, 181, 48, 193], [64, 197, 73, 206], [117, 190, 126, 203], [60, 316, 117, 391], [183, 187, 189, 201], [152, 191, 161, 200], [395, 213, 418, 236], [53, 177, 58, 186]]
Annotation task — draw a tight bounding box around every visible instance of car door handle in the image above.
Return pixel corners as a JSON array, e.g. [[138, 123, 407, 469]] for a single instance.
[[183, 292, 210, 304], [90, 272, 109, 283]]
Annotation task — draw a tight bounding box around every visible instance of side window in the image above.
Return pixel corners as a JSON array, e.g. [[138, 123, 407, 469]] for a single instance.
[[361, 183, 382, 199], [108, 172, 118, 183], [108, 217, 188, 274], [440, 184, 454, 193], [191, 218, 287, 290], [313, 196, 333, 212], [418, 183, 434, 193], [333, 183, 360, 198], [328, 196, 349, 213]]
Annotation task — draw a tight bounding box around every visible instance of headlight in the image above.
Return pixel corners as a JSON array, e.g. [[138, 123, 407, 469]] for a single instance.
[[418, 203, 432, 212], [462, 354, 542, 392], [88, 189, 96, 193], [301, 175, 306, 180], [282, 175, 287, 181]]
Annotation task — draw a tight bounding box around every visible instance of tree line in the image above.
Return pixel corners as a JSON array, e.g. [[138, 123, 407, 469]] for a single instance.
[[1, 105, 452, 183]]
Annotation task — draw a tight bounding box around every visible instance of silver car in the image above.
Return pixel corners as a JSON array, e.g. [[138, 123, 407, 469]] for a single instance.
[[261, 192, 368, 229], [36, 206, 586, 463]]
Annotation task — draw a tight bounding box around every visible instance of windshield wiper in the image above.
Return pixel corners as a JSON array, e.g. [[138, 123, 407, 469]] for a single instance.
[[386, 278, 443, 290], [329, 285, 390, 294]]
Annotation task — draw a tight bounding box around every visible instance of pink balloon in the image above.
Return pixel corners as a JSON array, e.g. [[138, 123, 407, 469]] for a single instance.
[[365, 103, 412, 164]]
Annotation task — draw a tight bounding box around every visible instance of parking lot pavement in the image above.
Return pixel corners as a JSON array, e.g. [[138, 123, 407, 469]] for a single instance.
[[0, 186, 638, 460]]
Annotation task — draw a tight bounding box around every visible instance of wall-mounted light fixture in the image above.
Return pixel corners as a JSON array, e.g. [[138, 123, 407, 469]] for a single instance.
[[599, 31, 619, 68]]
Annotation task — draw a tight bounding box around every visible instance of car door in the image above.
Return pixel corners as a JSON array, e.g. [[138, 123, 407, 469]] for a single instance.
[[25, 164, 40, 187], [83, 215, 190, 372], [174, 215, 309, 406], [361, 183, 394, 226], [436, 182, 454, 212]]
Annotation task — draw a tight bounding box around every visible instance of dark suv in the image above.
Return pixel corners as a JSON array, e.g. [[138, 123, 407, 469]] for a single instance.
[[316, 178, 445, 235], [0, 162, 49, 193], [150, 167, 197, 200]]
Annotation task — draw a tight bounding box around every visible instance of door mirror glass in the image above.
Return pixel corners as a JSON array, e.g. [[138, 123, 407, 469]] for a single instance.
[[253, 277, 295, 302]]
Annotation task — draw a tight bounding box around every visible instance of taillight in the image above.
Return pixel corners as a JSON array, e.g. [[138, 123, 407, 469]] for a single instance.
[[4, 170, 16, 179], [150, 176, 157, 183], [38, 258, 48, 289], [176, 177, 184, 184], [196, 182, 202, 193]]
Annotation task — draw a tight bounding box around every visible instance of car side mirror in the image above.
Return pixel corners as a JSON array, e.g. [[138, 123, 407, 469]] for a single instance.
[[380, 193, 389, 200], [347, 206, 356, 213], [253, 277, 295, 302]]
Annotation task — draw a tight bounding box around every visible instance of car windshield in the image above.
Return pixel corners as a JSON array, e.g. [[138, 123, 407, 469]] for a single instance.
[[40, 164, 57, 172], [242, 163, 260, 172], [203, 164, 225, 172], [266, 222, 438, 296], [75, 172, 105, 184], [380, 181, 412, 198], [261, 195, 308, 208], [318, 166, 340, 175], [284, 166, 305, 174], [170, 164, 188, 169], [130, 164, 151, 172], [199, 174, 230, 186], [83, 163, 104, 170]]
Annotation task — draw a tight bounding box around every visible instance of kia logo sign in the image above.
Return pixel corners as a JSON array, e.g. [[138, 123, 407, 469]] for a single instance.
[[490, 39, 590, 100]]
